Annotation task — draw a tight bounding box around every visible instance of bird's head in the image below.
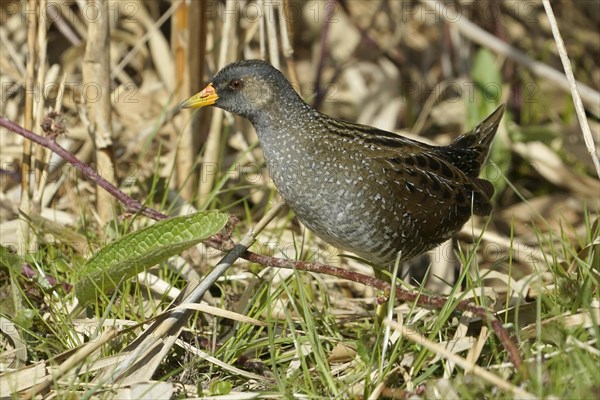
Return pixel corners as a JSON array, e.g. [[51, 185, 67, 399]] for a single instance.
[[180, 60, 300, 123]]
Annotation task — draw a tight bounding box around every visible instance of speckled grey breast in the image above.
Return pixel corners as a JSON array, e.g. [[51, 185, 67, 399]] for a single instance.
[[264, 138, 405, 263]]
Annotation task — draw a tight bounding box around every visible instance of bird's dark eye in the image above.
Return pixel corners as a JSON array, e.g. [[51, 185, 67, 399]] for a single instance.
[[229, 79, 243, 90]]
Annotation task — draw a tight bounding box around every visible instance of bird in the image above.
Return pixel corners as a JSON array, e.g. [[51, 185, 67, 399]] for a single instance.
[[180, 60, 504, 267]]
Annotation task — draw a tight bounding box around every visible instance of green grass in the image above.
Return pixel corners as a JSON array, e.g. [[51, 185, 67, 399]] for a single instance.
[[2, 150, 599, 398]]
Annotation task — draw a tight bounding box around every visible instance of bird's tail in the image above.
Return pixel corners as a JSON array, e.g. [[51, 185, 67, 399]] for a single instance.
[[439, 104, 505, 178]]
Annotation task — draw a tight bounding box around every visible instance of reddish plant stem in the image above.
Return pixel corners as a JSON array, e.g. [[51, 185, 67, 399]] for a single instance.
[[0, 115, 522, 370], [1, 116, 166, 221]]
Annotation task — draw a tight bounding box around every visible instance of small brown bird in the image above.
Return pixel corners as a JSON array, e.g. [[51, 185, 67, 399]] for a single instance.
[[181, 60, 504, 266]]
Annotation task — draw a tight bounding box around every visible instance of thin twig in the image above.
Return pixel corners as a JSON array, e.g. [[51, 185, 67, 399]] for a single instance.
[[542, 0, 600, 179], [412, 81, 450, 135], [239, 250, 523, 370], [0, 116, 166, 221]]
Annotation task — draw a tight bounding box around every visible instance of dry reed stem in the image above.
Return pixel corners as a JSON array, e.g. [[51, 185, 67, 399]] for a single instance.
[[258, 0, 266, 59], [112, 1, 180, 81], [18, 0, 38, 254], [172, 0, 198, 199], [82, 0, 116, 222], [542, 0, 600, 179], [280, 0, 299, 85], [33, 1, 48, 146], [33, 0, 49, 206], [46, 3, 81, 45], [198, 0, 237, 206], [265, 1, 280, 68]]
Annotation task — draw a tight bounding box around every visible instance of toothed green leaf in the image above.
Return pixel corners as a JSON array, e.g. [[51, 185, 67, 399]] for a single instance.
[[75, 211, 228, 306]]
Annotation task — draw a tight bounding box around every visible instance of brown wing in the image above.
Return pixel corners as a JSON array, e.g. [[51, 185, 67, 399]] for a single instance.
[[376, 148, 493, 238], [317, 114, 494, 234]]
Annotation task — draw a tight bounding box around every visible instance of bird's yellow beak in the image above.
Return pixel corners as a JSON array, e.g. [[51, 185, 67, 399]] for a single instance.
[[179, 83, 218, 109]]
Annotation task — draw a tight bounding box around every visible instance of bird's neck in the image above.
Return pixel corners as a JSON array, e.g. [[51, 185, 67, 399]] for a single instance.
[[248, 99, 323, 174], [249, 96, 318, 139]]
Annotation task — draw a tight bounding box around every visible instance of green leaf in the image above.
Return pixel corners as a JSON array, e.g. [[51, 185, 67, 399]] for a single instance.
[[468, 48, 509, 200], [472, 49, 501, 91], [13, 308, 35, 330], [511, 125, 561, 144], [484, 112, 511, 200], [0, 246, 24, 319], [0, 245, 22, 270], [469, 48, 503, 124], [210, 380, 232, 396], [75, 211, 228, 307]]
